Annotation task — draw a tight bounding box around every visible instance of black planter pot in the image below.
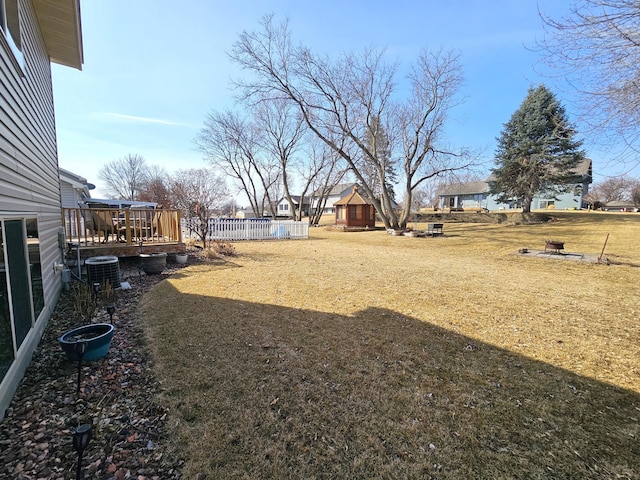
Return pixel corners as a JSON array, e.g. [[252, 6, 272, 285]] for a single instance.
[[140, 252, 167, 274]]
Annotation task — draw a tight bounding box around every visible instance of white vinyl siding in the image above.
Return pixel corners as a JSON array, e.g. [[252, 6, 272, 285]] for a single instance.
[[0, 0, 64, 419]]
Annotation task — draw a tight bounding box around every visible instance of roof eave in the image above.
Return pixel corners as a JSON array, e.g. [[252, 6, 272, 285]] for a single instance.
[[33, 0, 83, 70]]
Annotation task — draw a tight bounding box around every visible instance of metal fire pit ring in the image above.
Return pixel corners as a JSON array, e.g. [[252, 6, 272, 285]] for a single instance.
[[544, 240, 565, 254]]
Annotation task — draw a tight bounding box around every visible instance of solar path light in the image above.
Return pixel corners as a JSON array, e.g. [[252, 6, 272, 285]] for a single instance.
[[106, 303, 116, 324], [74, 341, 87, 394], [72, 423, 92, 480]]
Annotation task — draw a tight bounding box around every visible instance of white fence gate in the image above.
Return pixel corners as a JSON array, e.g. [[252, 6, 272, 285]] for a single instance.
[[207, 218, 309, 241]]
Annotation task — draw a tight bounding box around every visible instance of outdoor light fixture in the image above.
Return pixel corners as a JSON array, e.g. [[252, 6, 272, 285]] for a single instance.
[[92, 282, 101, 298], [74, 341, 87, 394], [72, 423, 92, 480], [106, 303, 116, 324]]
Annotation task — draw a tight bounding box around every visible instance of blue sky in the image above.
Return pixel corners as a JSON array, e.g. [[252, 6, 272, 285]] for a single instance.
[[52, 1, 629, 199]]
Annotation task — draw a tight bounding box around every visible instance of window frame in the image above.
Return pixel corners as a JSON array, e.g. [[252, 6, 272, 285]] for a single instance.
[[0, 215, 43, 382], [0, 0, 25, 73]]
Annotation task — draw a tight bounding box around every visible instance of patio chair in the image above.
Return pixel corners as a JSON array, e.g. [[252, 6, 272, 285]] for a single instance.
[[89, 210, 120, 243], [148, 210, 162, 241]]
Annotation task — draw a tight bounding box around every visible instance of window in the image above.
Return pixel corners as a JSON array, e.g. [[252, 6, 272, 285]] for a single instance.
[[0, 223, 13, 380], [0, 217, 43, 381], [0, 0, 24, 71]]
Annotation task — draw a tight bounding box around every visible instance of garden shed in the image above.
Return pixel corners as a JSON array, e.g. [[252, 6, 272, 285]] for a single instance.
[[334, 186, 376, 229]]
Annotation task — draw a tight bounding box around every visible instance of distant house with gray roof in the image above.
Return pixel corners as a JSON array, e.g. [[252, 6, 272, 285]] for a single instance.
[[311, 182, 358, 216], [438, 159, 593, 211]]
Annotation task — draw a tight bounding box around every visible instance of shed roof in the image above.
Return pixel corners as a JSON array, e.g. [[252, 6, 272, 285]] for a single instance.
[[333, 186, 374, 206]]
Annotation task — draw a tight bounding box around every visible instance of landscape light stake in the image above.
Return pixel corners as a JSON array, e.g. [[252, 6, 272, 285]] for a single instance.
[[74, 341, 87, 394], [138, 240, 143, 280], [106, 303, 116, 324], [92, 282, 101, 311], [72, 423, 92, 480]]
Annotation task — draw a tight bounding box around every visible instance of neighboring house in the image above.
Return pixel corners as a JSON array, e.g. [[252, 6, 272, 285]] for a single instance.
[[235, 209, 257, 219], [0, 0, 83, 420], [276, 195, 310, 218], [334, 185, 376, 229], [438, 180, 491, 211], [59, 168, 94, 239], [603, 201, 637, 212], [310, 183, 358, 216], [59, 168, 95, 208], [438, 159, 593, 211]]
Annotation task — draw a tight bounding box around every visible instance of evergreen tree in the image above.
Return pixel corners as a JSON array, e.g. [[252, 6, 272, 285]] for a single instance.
[[490, 85, 585, 213], [363, 116, 396, 204]]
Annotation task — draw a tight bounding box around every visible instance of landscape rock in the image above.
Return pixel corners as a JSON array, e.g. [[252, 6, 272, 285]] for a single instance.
[[0, 257, 193, 479]]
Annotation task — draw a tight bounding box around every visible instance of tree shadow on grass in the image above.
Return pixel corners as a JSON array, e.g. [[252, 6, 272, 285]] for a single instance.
[[141, 282, 640, 480]]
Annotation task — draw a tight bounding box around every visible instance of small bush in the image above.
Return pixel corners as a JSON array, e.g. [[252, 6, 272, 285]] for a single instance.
[[200, 240, 237, 259], [72, 282, 97, 323], [71, 280, 115, 322], [213, 240, 237, 257]]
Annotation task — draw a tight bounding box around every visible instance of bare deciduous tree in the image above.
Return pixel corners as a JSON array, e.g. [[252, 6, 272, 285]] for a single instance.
[[229, 15, 472, 230], [170, 168, 229, 247], [98, 153, 148, 200], [411, 179, 441, 211], [255, 98, 308, 220], [195, 110, 280, 218], [632, 182, 640, 207], [305, 141, 349, 225], [539, 1, 640, 160], [586, 175, 639, 206], [139, 165, 172, 207]]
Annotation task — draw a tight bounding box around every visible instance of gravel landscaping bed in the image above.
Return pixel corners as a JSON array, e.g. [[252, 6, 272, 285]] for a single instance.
[[0, 258, 188, 480]]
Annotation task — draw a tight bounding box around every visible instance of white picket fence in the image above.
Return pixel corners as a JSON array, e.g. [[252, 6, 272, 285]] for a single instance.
[[206, 218, 309, 241]]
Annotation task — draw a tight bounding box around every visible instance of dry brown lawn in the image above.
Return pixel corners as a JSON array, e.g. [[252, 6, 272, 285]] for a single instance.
[[140, 212, 640, 479]]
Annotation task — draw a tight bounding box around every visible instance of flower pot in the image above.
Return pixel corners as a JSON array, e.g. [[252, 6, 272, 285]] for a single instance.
[[59, 323, 115, 361], [175, 253, 188, 265], [140, 252, 167, 274]]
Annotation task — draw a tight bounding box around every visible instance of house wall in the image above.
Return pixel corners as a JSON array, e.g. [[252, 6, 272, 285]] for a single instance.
[[0, 0, 64, 419], [440, 194, 489, 210], [532, 191, 582, 210], [276, 198, 309, 218], [312, 185, 354, 215], [441, 183, 589, 212], [59, 179, 84, 208], [277, 201, 292, 217]]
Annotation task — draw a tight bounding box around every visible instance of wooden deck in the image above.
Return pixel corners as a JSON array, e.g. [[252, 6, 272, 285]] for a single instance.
[[62, 208, 185, 259]]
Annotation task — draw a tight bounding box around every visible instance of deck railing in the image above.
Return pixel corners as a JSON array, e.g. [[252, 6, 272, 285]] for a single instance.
[[62, 208, 182, 247]]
